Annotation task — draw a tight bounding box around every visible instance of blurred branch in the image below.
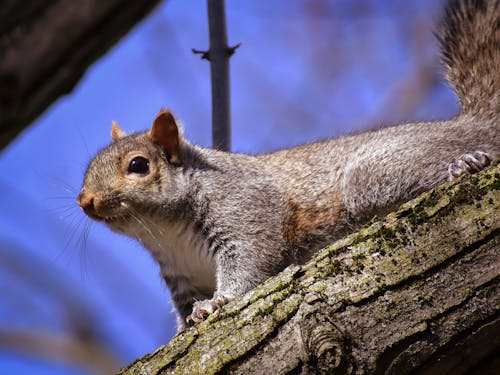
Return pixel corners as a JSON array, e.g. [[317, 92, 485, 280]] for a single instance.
[[0, 241, 114, 372], [0, 0, 163, 150], [370, 16, 438, 126], [0, 329, 119, 375]]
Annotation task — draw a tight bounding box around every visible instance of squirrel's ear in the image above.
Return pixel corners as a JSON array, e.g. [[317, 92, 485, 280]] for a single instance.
[[149, 109, 181, 165], [111, 121, 126, 141]]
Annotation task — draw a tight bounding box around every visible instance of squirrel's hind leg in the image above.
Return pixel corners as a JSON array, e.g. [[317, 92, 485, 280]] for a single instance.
[[448, 151, 494, 181]]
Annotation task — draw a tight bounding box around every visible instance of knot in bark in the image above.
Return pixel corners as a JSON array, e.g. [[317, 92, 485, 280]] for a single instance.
[[301, 312, 351, 374]]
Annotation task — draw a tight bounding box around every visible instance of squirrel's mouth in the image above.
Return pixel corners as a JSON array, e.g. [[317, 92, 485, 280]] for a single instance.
[[86, 212, 129, 224], [104, 214, 131, 224], [78, 195, 133, 225]]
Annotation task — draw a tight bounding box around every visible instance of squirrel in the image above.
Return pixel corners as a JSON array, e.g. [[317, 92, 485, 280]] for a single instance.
[[78, 0, 499, 330]]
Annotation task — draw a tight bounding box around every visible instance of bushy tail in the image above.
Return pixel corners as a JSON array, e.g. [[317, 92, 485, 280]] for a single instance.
[[438, 0, 499, 119]]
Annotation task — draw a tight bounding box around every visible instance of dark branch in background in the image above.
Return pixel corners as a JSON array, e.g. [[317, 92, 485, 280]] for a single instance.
[[0, 0, 163, 151], [193, 0, 240, 152]]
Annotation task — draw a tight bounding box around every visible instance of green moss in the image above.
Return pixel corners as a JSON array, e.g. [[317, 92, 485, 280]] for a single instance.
[[255, 288, 293, 317], [491, 172, 499, 189], [378, 225, 396, 239], [407, 203, 429, 226], [331, 259, 342, 273], [338, 296, 351, 309], [353, 253, 366, 261], [421, 190, 440, 208], [309, 257, 345, 279], [245, 265, 301, 305]]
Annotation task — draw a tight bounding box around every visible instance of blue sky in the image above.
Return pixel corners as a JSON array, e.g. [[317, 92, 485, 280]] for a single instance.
[[0, 1, 457, 374]]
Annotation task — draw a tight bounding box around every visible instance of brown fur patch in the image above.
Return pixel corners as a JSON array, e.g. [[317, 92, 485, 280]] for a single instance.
[[283, 191, 345, 249]]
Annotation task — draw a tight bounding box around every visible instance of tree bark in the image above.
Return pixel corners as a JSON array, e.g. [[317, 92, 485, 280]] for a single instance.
[[0, 0, 162, 150], [119, 164, 499, 374]]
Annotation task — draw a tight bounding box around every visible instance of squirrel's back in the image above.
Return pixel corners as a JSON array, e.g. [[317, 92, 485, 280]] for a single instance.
[[262, 0, 500, 177], [259, 0, 500, 251]]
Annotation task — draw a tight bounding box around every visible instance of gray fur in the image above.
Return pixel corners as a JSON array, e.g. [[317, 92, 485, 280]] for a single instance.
[[78, 0, 499, 330]]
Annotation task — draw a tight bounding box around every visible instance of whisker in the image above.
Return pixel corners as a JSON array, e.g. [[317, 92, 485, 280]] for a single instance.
[[53, 213, 84, 265], [127, 207, 164, 249], [78, 220, 91, 280], [46, 204, 78, 216], [61, 213, 91, 263], [75, 126, 91, 158], [45, 196, 78, 201], [82, 220, 92, 250], [41, 174, 79, 195]]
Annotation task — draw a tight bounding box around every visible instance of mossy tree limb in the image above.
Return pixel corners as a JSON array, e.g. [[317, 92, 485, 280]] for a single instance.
[[119, 164, 499, 374]]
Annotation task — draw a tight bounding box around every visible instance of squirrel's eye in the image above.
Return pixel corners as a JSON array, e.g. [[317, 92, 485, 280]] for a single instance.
[[128, 156, 150, 175]]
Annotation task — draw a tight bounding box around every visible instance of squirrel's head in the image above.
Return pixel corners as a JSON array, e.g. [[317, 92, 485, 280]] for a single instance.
[[77, 109, 185, 233]]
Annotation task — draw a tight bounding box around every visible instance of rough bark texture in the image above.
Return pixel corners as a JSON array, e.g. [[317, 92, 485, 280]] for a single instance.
[[0, 0, 162, 150], [118, 163, 499, 375]]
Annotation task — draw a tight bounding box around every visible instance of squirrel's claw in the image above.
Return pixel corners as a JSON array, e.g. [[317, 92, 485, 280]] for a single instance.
[[186, 293, 232, 325], [448, 151, 493, 181]]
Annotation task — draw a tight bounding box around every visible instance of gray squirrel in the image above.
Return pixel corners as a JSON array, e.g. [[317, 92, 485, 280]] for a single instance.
[[78, 0, 499, 330]]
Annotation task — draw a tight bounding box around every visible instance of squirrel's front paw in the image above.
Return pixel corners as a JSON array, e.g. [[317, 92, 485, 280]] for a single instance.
[[448, 151, 493, 181], [186, 292, 233, 324]]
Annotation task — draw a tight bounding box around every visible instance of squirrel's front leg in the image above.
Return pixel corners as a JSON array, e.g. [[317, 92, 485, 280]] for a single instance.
[[187, 292, 234, 324], [186, 244, 269, 324], [164, 275, 209, 331]]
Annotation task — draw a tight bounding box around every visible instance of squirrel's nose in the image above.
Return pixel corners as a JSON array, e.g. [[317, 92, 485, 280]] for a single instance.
[[77, 191, 96, 215]]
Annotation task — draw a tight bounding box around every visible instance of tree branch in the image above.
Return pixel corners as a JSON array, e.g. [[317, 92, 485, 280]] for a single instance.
[[0, 0, 162, 150], [118, 163, 500, 374]]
